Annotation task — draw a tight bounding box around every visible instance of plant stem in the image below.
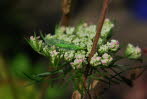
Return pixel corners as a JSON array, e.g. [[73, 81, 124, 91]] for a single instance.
[[83, 0, 110, 98], [85, 0, 110, 84], [85, 0, 110, 78], [60, 0, 72, 26], [88, 0, 110, 61]]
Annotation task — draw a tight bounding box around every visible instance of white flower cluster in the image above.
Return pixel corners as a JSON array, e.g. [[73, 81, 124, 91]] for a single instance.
[[28, 19, 128, 69], [64, 51, 75, 61], [101, 53, 113, 66], [98, 40, 119, 54], [29, 36, 44, 52], [101, 19, 114, 38], [90, 53, 113, 67], [70, 57, 87, 69], [90, 53, 101, 66], [125, 44, 141, 59]]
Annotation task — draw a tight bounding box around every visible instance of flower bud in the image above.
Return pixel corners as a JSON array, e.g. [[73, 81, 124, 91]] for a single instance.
[[64, 51, 75, 61], [101, 53, 113, 66], [29, 36, 43, 52], [70, 58, 87, 69], [125, 44, 141, 59], [98, 45, 109, 54], [101, 19, 114, 39], [42, 46, 50, 56], [55, 26, 65, 34], [50, 50, 59, 64], [107, 40, 119, 52], [90, 53, 101, 67], [66, 27, 75, 35]]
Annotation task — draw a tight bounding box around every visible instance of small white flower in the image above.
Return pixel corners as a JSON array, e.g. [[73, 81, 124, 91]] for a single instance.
[[49, 50, 59, 64], [101, 53, 113, 66], [42, 46, 50, 56], [85, 25, 96, 36], [55, 26, 65, 34], [66, 27, 75, 35], [90, 53, 101, 67], [29, 36, 43, 52], [45, 34, 51, 39], [125, 44, 141, 59], [98, 45, 109, 54], [75, 50, 86, 59], [64, 51, 75, 61], [98, 38, 105, 45], [101, 19, 114, 38], [50, 50, 59, 57], [70, 58, 87, 69], [72, 37, 81, 44], [30, 36, 35, 40], [107, 40, 119, 51]]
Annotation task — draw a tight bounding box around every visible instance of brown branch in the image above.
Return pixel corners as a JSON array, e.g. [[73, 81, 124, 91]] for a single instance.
[[60, 0, 72, 26], [84, 0, 110, 86], [88, 0, 110, 61], [72, 0, 110, 98], [82, 0, 111, 98]]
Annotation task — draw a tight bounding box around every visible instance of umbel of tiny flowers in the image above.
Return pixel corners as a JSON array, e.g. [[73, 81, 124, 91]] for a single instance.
[[27, 19, 121, 69], [27, 19, 143, 70], [125, 43, 142, 59], [26, 18, 144, 98]]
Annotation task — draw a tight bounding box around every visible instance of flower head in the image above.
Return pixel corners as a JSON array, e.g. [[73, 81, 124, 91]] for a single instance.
[[65, 27, 75, 35], [70, 58, 87, 69], [55, 26, 65, 34], [101, 53, 113, 66], [98, 45, 109, 54], [64, 51, 75, 61], [101, 19, 114, 39], [29, 36, 43, 52], [125, 44, 141, 59], [90, 53, 101, 67], [107, 40, 119, 52]]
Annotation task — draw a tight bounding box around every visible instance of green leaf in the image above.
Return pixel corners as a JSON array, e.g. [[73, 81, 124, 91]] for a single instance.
[[23, 72, 42, 82], [36, 70, 63, 77]]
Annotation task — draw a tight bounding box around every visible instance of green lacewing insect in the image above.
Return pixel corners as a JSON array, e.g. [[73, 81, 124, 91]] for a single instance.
[[45, 38, 85, 50]]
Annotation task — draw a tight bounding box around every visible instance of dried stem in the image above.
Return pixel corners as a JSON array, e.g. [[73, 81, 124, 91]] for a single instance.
[[60, 0, 72, 26], [88, 0, 110, 61], [82, 0, 110, 98]]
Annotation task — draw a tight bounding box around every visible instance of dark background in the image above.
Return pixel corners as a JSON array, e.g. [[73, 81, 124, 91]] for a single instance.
[[0, 0, 147, 99]]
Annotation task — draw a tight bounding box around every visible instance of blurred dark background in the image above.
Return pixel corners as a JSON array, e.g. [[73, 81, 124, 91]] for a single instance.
[[0, 0, 147, 99]]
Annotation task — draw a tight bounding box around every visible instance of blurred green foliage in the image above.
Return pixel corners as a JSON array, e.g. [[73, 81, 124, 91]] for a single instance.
[[0, 53, 68, 99], [10, 53, 32, 79], [46, 86, 67, 99], [0, 85, 13, 99]]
